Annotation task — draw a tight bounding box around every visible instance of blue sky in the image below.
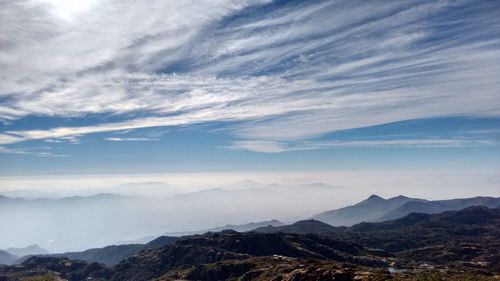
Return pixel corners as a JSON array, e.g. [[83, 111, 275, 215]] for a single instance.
[[1, 0, 500, 176]]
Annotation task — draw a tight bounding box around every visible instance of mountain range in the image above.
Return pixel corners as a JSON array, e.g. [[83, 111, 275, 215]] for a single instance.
[[44, 236, 179, 267], [0, 245, 49, 266], [253, 219, 340, 234], [312, 194, 500, 226], [0, 183, 345, 252], [164, 219, 284, 236], [4, 244, 48, 257], [14, 221, 284, 267], [0, 191, 500, 266], [0, 251, 16, 266], [1, 205, 498, 280]]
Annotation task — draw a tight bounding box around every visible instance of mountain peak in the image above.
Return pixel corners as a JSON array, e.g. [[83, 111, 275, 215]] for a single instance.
[[390, 195, 409, 200], [367, 194, 385, 200], [253, 219, 337, 234], [5, 244, 49, 257]]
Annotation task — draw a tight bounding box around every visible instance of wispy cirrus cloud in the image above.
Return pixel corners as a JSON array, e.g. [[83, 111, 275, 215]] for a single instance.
[[105, 137, 159, 142], [0, 145, 66, 157], [227, 138, 500, 153], [0, 0, 500, 152]]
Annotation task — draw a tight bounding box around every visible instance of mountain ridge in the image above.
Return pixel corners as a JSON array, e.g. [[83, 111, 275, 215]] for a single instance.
[[4, 244, 48, 257], [1, 206, 499, 280], [0, 251, 17, 266], [312, 194, 500, 226], [164, 219, 284, 237]]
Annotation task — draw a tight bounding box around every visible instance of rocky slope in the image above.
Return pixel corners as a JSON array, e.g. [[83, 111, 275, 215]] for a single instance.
[[46, 236, 179, 266]]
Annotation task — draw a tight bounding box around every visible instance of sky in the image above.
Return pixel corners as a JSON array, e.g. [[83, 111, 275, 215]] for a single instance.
[[1, 0, 500, 192]]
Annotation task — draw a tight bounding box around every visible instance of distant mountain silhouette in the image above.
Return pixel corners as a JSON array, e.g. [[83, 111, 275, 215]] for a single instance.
[[165, 219, 284, 236], [0, 250, 17, 265], [253, 219, 341, 234], [42, 221, 285, 266], [378, 196, 500, 221], [0, 193, 164, 252], [1, 206, 499, 280], [312, 194, 500, 226], [143, 236, 180, 249], [0, 193, 131, 205], [4, 244, 48, 257], [81, 206, 500, 279], [1, 184, 342, 252], [45, 236, 179, 266], [312, 194, 425, 226]]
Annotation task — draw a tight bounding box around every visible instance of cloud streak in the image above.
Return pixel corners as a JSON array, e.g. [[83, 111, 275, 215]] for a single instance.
[[105, 137, 159, 142], [227, 138, 500, 153], [1, 0, 500, 151], [0, 145, 66, 157]]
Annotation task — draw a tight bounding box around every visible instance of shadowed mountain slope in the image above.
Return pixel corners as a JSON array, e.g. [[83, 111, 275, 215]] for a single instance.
[[44, 236, 179, 266], [164, 219, 284, 236], [312, 195, 425, 226], [0, 251, 17, 266], [252, 219, 342, 234], [1, 206, 499, 280], [379, 196, 500, 221], [4, 244, 48, 257], [110, 231, 381, 281], [312, 194, 500, 226]]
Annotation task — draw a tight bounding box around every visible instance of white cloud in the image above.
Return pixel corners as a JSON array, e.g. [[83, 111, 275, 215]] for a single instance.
[[0, 145, 66, 157], [227, 140, 287, 153], [0, 1, 499, 151], [227, 138, 500, 153], [105, 137, 159, 142]]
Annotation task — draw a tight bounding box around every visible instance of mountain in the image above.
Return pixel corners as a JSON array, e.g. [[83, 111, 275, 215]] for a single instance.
[[165, 219, 284, 236], [0, 250, 17, 265], [253, 206, 500, 272], [46, 236, 179, 266], [343, 206, 500, 270], [4, 244, 48, 257], [143, 236, 179, 249], [253, 219, 341, 234], [27, 220, 287, 267], [0, 193, 170, 252], [1, 256, 112, 280], [0, 183, 347, 253], [351, 205, 500, 233], [47, 244, 145, 267], [205, 219, 284, 233], [1, 207, 499, 280], [4, 255, 385, 281], [378, 196, 500, 221], [312, 194, 425, 226], [312, 194, 500, 226], [111, 231, 379, 281]]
